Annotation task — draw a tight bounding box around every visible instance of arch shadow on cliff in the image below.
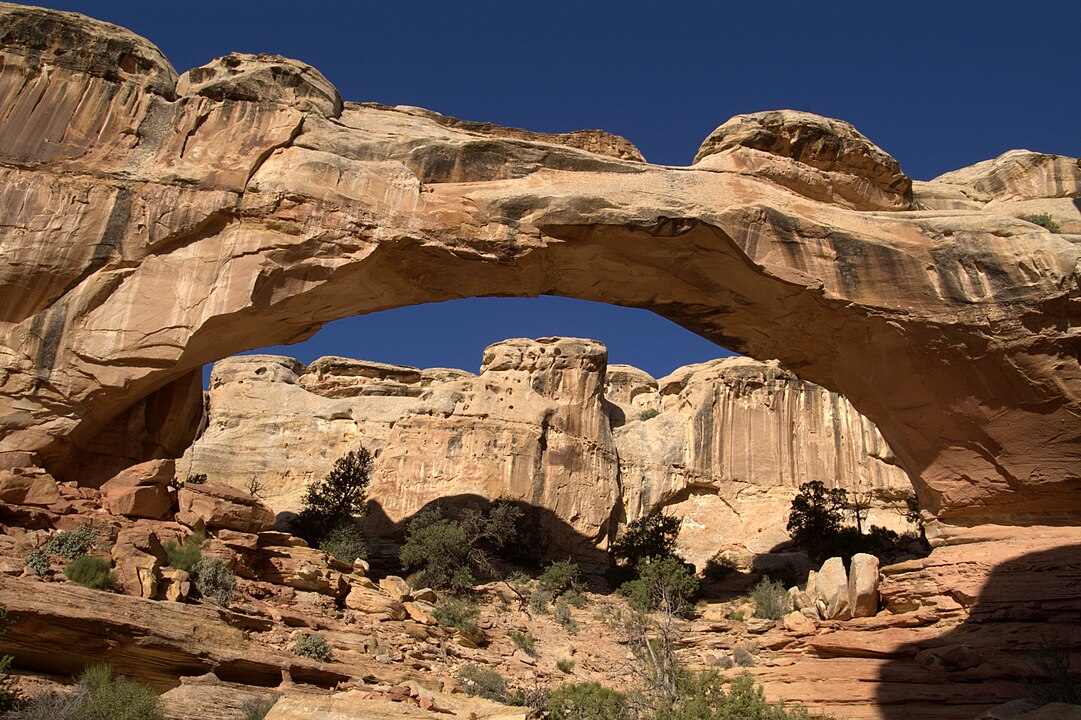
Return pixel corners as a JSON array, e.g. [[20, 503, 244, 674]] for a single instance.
[[360, 494, 613, 579], [876, 544, 1081, 719]]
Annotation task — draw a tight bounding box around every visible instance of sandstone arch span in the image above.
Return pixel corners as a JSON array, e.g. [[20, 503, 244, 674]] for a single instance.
[[0, 4, 1079, 535]]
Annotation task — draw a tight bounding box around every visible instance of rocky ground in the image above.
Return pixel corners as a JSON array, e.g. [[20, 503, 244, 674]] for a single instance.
[[0, 463, 1077, 719]]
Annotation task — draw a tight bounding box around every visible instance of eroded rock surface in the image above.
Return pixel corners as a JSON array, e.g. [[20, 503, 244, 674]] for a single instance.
[[180, 344, 913, 566], [0, 4, 1077, 538]]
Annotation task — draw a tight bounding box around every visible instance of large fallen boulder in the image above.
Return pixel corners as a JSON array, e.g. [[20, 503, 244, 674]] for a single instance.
[[178, 484, 275, 533]]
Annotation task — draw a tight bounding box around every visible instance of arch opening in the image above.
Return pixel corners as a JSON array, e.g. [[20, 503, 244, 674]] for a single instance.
[[177, 295, 915, 571]]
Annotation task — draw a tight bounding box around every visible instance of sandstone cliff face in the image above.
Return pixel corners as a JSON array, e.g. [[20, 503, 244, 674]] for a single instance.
[[367, 338, 620, 560], [181, 342, 912, 567], [0, 4, 1079, 538], [612, 358, 908, 567]]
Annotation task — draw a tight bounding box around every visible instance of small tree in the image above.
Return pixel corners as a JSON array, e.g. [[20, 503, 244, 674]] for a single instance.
[[399, 501, 522, 590], [620, 557, 699, 616], [609, 510, 683, 583], [548, 682, 630, 720], [290, 448, 372, 546], [786, 481, 848, 556]]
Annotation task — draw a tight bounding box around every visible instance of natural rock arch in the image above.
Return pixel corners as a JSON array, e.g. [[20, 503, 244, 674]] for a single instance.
[[1, 4, 1079, 536]]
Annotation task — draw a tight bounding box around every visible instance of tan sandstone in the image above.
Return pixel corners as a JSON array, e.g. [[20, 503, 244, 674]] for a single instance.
[[0, 4, 1076, 539]]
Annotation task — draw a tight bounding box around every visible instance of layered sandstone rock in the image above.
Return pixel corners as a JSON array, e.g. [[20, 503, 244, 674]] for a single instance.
[[180, 344, 913, 565], [0, 4, 1078, 537], [0, 17, 1079, 706], [367, 337, 620, 561], [693, 110, 913, 210], [612, 357, 910, 567], [177, 483, 276, 533]]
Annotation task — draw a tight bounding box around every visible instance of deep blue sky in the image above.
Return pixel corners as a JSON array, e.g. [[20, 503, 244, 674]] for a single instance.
[[43, 1, 1080, 379]]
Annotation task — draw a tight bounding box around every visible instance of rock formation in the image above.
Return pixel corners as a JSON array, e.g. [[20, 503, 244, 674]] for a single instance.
[[179, 342, 913, 567], [0, 5, 1079, 716], [0, 3, 1077, 541]]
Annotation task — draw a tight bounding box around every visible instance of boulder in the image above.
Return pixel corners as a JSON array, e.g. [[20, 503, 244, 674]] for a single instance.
[[847, 553, 880, 618], [249, 546, 347, 597], [378, 575, 411, 601], [100, 459, 176, 492], [782, 610, 816, 636], [115, 550, 160, 599], [403, 600, 437, 626], [816, 557, 851, 621], [106, 484, 174, 520], [344, 586, 405, 621], [178, 484, 275, 532], [0, 468, 60, 506], [112, 526, 167, 564], [161, 568, 192, 602], [1016, 704, 1081, 720]]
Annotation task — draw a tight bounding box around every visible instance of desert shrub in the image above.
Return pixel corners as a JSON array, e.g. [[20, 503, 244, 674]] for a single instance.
[[620, 556, 700, 615], [609, 513, 682, 573], [458, 664, 508, 702], [64, 556, 115, 590], [750, 577, 791, 620], [193, 557, 236, 605], [1019, 213, 1062, 233], [290, 448, 372, 546], [537, 560, 582, 598], [548, 682, 630, 720], [812, 524, 919, 566], [240, 696, 278, 720], [292, 633, 332, 662], [24, 548, 48, 577], [726, 608, 745, 622], [1026, 645, 1081, 705], [651, 671, 820, 720], [162, 533, 204, 573], [318, 522, 367, 564], [732, 642, 757, 667], [44, 524, 96, 560], [399, 509, 474, 590], [4, 687, 84, 719], [702, 553, 739, 583], [556, 658, 575, 674], [562, 590, 588, 608], [75, 664, 164, 720], [529, 588, 553, 614], [433, 598, 479, 634], [553, 598, 579, 634], [399, 501, 522, 590], [509, 630, 537, 657]]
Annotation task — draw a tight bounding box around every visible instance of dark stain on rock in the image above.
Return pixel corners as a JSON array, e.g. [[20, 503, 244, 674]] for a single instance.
[[30, 298, 69, 378]]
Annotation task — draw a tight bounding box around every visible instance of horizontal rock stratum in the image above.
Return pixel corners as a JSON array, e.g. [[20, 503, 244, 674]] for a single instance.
[[0, 3, 1079, 541]]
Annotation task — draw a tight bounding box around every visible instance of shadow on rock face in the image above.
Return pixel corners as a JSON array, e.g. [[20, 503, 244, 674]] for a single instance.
[[363, 494, 613, 578], [877, 544, 1081, 719]]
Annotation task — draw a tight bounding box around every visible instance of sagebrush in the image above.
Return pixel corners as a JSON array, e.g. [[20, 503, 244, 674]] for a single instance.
[[194, 557, 235, 605], [292, 633, 333, 662], [44, 525, 96, 560]]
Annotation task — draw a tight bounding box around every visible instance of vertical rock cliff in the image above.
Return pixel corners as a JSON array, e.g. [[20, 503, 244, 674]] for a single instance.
[[181, 340, 912, 567]]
